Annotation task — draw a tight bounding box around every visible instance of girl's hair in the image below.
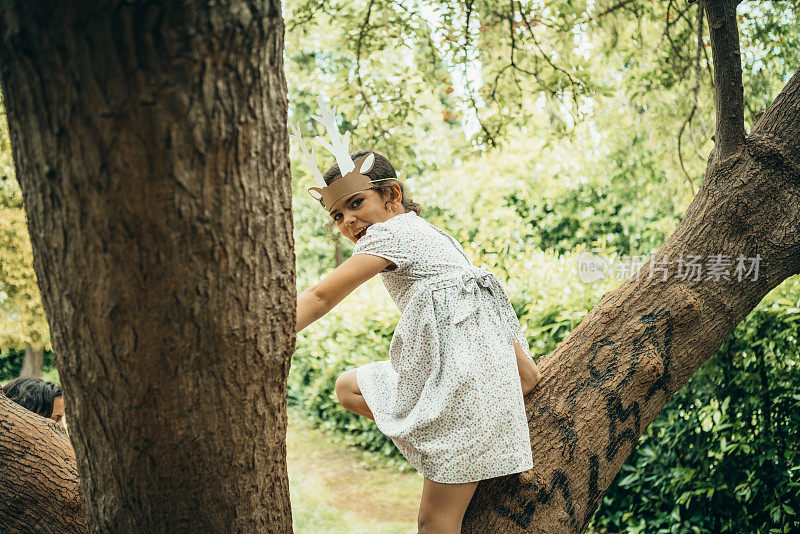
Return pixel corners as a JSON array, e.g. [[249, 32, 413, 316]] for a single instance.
[[321, 150, 421, 239], [2, 377, 62, 418]]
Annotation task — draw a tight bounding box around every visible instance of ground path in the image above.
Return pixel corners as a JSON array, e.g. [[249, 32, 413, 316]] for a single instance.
[[287, 407, 422, 533]]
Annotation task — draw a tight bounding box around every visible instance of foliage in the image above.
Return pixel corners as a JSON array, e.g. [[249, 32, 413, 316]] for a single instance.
[[284, 0, 799, 152], [289, 278, 410, 469], [0, 347, 58, 384], [287, 2, 800, 531], [500, 132, 680, 258], [284, 0, 470, 289], [0, 347, 23, 381], [590, 277, 800, 533], [0, 99, 49, 351]]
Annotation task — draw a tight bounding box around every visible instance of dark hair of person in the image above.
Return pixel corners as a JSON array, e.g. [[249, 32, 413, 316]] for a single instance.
[[1, 377, 62, 418], [320, 150, 421, 239]]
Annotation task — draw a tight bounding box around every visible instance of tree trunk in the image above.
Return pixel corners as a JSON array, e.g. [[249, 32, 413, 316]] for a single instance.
[[462, 67, 800, 532], [0, 1, 295, 532], [18, 344, 44, 378], [0, 390, 85, 532]]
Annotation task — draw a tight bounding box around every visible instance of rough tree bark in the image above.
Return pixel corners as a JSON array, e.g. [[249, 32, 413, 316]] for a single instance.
[[462, 0, 800, 531], [705, 0, 746, 162], [0, 390, 85, 532], [0, 1, 294, 531]]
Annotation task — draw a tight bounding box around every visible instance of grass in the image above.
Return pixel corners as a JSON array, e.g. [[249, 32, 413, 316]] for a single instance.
[[287, 406, 422, 533]]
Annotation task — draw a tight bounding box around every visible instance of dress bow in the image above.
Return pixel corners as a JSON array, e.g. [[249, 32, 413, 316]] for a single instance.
[[449, 268, 498, 325]]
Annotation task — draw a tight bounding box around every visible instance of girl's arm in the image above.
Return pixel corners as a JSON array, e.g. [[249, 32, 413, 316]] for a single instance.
[[296, 253, 394, 333]]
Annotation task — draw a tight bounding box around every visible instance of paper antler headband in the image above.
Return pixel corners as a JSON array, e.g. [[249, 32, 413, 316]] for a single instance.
[[290, 96, 393, 212]]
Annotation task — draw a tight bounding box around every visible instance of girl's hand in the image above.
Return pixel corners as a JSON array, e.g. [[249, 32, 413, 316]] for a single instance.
[[515, 342, 541, 396]]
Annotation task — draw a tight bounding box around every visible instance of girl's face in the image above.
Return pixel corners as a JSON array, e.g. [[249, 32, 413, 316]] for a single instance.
[[329, 183, 403, 243], [50, 396, 65, 426]]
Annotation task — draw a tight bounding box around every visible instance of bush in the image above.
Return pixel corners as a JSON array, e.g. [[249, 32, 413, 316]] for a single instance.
[[0, 347, 58, 383], [590, 277, 800, 533], [0, 347, 24, 381]]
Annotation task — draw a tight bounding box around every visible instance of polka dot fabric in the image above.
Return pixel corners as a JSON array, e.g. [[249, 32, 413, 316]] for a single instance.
[[351, 211, 534, 484]]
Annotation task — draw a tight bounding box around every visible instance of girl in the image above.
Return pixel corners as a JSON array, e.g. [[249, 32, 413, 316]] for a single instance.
[[2, 377, 65, 426], [295, 149, 543, 534]]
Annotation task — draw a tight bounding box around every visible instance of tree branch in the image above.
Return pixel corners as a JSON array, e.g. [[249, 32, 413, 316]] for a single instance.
[[0, 392, 85, 532], [286, 0, 330, 32], [661, 0, 694, 67], [747, 68, 800, 182], [677, 1, 705, 196], [464, 64, 800, 529], [701, 0, 745, 160], [593, 0, 637, 20]]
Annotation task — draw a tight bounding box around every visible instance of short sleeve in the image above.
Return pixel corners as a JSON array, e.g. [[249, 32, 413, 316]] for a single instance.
[[351, 222, 411, 272]]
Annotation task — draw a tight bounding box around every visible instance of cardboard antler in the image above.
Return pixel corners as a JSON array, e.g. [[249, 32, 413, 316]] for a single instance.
[[292, 95, 391, 211], [311, 96, 355, 176], [289, 120, 325, 188]]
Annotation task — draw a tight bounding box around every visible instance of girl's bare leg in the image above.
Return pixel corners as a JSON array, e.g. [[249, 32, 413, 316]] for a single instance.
[[334, 368, 375, 421], [514, 341, 542, 396], [417, 476, 479, 533]]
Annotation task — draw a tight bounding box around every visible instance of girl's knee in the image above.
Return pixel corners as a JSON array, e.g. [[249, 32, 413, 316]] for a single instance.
[[334, 373, 349, 404], [334, 368, 358, 405], [417, 513, 461, 534], [417, 478, 477, 533]]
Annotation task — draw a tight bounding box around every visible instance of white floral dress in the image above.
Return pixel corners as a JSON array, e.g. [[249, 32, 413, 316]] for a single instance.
[[352, 210, 534, 484]]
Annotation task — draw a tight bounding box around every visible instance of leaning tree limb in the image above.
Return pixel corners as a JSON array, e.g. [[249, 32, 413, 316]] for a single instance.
[[0, 391, 85, 532], [462, 47, 800, 534], [462, 2, 797, 530]]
